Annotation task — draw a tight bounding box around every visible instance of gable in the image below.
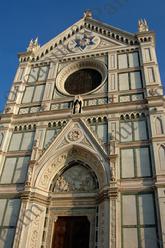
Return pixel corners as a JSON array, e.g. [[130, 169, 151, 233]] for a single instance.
[[36, 30, 129, 63], [37, 118, 108, 166], [19, 15, 138, 63], [32, 118, 110, 191]]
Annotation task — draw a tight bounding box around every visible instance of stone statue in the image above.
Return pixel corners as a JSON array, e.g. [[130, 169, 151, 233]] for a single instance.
[[138, 19, 149, 32], [55, 176, 70, 192], [73, 96, 83, 114], [110, 164, 116, 181], [31, 138, 40, 161], [25, 163, 34, 186], [84, 10, 92, 19]]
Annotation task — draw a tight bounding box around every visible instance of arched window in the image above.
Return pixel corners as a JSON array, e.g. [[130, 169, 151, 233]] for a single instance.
[[155, 117, 164, 135], [159, 145, 165, 169]]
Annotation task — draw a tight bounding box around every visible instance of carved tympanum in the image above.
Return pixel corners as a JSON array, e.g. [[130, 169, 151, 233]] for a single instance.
[[54, 164, 98, 192]]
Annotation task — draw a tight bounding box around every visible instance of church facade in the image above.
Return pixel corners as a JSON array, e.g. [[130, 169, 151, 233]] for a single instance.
[[0, 11, 165, 248]]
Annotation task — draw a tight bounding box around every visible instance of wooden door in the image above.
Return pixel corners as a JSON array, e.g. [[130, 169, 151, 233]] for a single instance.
[[52, 216, 90, 248]]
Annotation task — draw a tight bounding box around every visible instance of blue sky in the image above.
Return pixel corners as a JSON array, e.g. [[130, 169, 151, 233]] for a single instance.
[[0, 0, 164, 111]]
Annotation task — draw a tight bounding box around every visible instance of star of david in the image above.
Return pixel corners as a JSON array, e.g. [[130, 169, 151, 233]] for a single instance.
[[74, 33, 95, 50]]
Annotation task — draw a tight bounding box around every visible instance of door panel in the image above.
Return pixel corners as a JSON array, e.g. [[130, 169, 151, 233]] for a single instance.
[[52, 216, 90, 248]]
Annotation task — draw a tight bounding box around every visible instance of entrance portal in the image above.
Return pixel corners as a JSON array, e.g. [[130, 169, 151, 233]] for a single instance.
[[52, 216, 90, 248]]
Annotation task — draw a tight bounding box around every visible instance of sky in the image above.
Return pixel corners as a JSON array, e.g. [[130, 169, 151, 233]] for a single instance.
[[0, 0, 164, 112]]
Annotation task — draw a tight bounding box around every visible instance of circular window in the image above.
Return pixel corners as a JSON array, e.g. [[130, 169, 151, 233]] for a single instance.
[[64, 69, 102, 95], [56, 60, 107, 96]]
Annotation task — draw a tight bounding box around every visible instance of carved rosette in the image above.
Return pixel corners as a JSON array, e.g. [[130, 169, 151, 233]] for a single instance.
[[66, 128, 83, 143]]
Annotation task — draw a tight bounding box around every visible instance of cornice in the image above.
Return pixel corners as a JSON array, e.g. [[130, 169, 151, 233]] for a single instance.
[[86, 18, 135, 38], [119, 177, 155, 192], [1, 99, 164, 125]]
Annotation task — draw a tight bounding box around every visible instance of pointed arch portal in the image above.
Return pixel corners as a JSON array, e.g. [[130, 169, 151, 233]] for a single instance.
[[34, 144, 108, 192], [32, 144, 108, 248]]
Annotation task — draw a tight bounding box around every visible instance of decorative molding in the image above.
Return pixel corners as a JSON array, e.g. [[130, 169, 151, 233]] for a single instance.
[[97, 39, 117, 49], [56, 59, 107, 96], [110, 198, 117, 248], [37, 146, 106, 191], [28, 205, 46, 248]]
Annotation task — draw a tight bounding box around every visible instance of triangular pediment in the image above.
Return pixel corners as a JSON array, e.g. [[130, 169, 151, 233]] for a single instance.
[[32, 117, 110, 191], [20, 15, 138, 62], [37, 31, 125, 63], [38, 118, 108, 164]]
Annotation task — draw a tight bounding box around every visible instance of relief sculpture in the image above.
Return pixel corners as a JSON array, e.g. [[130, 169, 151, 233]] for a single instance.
[[54, 164, 98, 192]]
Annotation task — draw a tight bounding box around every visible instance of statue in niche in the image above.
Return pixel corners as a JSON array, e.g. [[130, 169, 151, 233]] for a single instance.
[[73, 96, 83, 114]]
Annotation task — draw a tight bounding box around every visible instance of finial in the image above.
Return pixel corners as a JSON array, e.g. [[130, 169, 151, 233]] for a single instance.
[[83, 10, 92, 19], [138, 18, 149, 32], [27, 37, 40, 53], [34, 37, 38, 45]]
